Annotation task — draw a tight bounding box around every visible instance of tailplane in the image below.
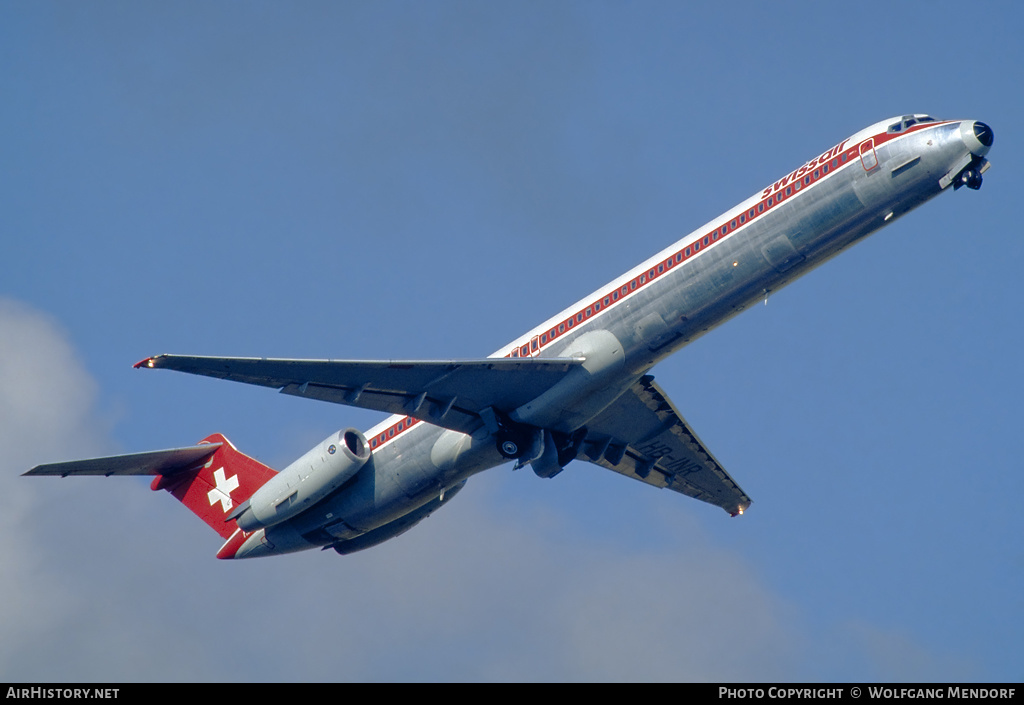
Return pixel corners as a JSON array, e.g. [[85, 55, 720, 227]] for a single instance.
[[25, 433, 277, 541]]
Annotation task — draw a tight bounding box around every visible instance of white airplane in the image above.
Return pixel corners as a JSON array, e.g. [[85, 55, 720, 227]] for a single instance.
[[27, 115, 993, 559]]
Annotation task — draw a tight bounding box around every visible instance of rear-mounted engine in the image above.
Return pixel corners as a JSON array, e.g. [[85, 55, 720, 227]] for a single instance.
[[231, 428, 370, 531]]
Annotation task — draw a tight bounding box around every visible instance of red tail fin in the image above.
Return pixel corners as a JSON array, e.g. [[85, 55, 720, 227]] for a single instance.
[[150, 433, 276, 539]]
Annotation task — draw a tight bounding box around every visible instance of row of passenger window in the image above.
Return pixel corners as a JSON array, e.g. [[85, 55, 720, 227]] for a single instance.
[[370, 415, 421, 449], [370, 143, 864, 450], [506, 150, 856, 360]]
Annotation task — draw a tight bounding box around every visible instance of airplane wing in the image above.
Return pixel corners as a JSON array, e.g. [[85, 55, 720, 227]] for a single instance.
[[133, 357, 750, 514], [136, 354, 584, 436], [579, 375, 751, 516], [24, 444, 221, 477]]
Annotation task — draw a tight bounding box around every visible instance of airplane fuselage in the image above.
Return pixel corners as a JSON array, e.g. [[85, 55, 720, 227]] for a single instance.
[[223, 115, 994, 558]]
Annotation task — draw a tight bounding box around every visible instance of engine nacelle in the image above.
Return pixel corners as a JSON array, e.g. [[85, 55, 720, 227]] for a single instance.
[[234, 428, 370, 532]]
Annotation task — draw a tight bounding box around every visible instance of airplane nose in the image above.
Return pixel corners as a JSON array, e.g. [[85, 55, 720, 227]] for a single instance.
[[973, 121, 994, 148], [961, 120, 993, 157]]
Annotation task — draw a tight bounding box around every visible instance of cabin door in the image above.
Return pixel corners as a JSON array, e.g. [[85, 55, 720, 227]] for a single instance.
[[859, 138, 879, 172]]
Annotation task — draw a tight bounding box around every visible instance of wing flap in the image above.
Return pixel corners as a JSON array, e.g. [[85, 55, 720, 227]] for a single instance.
[[24, 444, 222, 478], [581, 376, 751, 515], [136, 354, 584, 435]]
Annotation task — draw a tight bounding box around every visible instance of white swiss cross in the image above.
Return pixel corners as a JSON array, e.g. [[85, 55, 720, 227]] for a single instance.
[[208, 467, 240, 513]]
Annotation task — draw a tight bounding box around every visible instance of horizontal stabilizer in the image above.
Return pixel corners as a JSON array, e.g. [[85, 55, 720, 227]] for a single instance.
[[26, 435, 279, 542], [24, 444, 221, 477]]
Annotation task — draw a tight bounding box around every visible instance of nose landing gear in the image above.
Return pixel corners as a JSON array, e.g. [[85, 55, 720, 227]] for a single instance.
[[942, 154, 990, 192], [957, 168, 983, 190]]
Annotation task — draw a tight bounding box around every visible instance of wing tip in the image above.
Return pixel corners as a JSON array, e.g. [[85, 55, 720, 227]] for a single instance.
[[133, 354, 164, 369], [729, 500, 752, 517]]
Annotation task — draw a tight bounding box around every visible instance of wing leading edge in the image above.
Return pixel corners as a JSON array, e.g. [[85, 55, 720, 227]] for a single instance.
[[135, 354, 584, 436], [134, 356, 750, 515], [24, 444, 221, 477], [580, 375, 751, 516]]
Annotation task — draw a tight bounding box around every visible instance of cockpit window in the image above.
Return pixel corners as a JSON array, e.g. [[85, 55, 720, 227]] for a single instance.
[[888, 115, 938, 133]]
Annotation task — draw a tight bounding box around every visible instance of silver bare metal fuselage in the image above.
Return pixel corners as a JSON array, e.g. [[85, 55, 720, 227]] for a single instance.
[[248, 117, 989, 558]]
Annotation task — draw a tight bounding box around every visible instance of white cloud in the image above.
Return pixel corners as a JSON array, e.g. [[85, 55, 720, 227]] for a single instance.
[[0, 299, 113, 678], [839, 621, 981, 683], [0, 299, 110, 467]]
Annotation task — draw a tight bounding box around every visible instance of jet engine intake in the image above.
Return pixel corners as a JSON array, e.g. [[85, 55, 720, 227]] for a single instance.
[[234, 428, 370, 532]]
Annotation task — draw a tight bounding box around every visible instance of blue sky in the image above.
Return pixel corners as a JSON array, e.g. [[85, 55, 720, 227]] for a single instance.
[[2, 1, 1021, 682]]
